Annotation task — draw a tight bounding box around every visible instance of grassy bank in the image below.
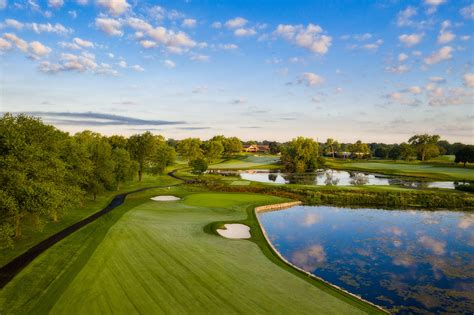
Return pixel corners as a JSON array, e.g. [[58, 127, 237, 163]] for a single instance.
[[201, 182, 474, 210], [0, 173, 181, 267], [209, 154, 282, 170], [326, 159, 474, 181], [0, 189, 383, 314]]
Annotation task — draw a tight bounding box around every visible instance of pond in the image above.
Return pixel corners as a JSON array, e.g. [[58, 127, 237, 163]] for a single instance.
[[258, 206, 474, 314], [212, 169, 461, 189]]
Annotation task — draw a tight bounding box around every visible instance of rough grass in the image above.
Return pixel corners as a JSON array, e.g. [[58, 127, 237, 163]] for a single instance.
[[0, 173, 181, 267], [0, 190, 382, 314], [209, 154, 281, 170], [327, 160, 474, 181]]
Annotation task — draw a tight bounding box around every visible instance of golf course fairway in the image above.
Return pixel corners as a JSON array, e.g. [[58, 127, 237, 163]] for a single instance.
[[0, 189, 383, 314]]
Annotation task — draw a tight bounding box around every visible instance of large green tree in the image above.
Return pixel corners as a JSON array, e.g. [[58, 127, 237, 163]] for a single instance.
[[177, 138, 203, 162], [455, 145, 474, 167], [281, 137, 320, 173], [128, 132, 157, 181], [203, 140, 224, 162], [408, 134, 441, 161]]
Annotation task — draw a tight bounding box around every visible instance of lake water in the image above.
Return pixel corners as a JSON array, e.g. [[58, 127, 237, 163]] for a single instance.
[[233, 169, 460, 189], [258, 206, 474, 314]]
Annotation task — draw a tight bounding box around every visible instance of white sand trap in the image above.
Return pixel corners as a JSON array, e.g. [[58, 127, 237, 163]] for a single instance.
[[150, 195, 181, 201], [217, 224, 251, 239]]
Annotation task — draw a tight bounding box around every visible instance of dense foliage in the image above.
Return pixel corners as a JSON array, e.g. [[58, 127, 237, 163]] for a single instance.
[[455, 145, 474, 167], [281, 137, 321, 173], [0, 114, 175, 246]]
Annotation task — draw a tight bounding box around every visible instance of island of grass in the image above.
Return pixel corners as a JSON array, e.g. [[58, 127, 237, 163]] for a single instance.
[[209, 154, 282, 170], [0, 188, 384, 314]]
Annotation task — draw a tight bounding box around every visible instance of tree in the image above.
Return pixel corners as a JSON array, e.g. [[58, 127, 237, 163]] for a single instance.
[[177, 138, 203, 162], [223, 137, 242, 156], [150, 141, 176, 174], [190, 158, 208, 174], [388, 144, 401, 160], [108, 135, 128, 150], [373, 144, 390, 159], [455, 145, 474, 167], [400, 143, 416, 161], [408, 134, 441, 161], [128, 132, 156, 181], [203, 140, 224, 162], [75, 131, 116, 200], [111, 148, 137, 190], [0, 114, 80, 242], [268, 141, 280, 154], [281, 137, 320, 173], [325, 138, 337, 158], [348, 140, 371, 159]]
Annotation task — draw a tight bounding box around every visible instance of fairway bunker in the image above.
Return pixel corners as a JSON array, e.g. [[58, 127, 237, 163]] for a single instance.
[[217, 224, 251, 239], [150, 195, 181, 201]]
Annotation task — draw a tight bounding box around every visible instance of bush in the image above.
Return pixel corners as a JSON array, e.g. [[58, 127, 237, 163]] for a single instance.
[[455, 184, 474, 193], [190, 158, 208, 174]]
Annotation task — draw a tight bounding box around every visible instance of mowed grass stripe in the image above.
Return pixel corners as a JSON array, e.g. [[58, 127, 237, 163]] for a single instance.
[[47, 193, 368, 314]]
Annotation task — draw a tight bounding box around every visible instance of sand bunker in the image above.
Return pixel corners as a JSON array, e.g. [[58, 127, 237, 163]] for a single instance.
[[150, 196, 181, 201], [217, 224, 251, 239]]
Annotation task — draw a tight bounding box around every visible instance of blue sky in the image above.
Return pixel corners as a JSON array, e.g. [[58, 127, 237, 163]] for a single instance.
[[0, 0, 473, 143]]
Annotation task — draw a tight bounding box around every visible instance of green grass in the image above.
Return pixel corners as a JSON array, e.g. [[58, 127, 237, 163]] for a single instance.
[[0, 173, 182, 267], [326, 159, 474, 181], [230, 180, 250, 185], [0, 190, 382, 314], [209, 154, 281, 170]]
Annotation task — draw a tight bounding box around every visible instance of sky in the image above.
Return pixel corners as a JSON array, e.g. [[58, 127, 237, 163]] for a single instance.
[[0, 0, 473, 143]]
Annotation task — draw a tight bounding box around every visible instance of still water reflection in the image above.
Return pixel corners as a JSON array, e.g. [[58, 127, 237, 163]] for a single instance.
[[258, 206, 474, 314], [234, 169, 460, 189]]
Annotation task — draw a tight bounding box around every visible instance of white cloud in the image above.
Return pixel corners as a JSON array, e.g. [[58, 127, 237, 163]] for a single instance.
[[406, 86, 422, 94], [69, 10, 77, 18], [126, 17, 152, 32], [385, 64, 410, 74], [218, 43, 238, 50], [437, 20, 455, 44], [298, 72, 324, 86], [396, 6, 417, 27], [48, 0, 64, 8], [0, 0, 6, 10], [275, 23, 332, 55], [162, 59, 175, 68], [424, 46, 453, 64], [463, 73, 474, 88], [354, 33, 372, 41], [73, 37, 94, 48], [95, 18, 123, 36], [28, 22, 72, 35], [139, 40, 156, 49], [117, 60, 127, 68], [398, 33, 423, 47], [460, 4, 474, 20], [97, 0, 130, 16], [387, 91, 418, 106], [426, 84, 472, 106], [234, 28, 256, 37], [211, 21, 222, 29], [192, 86, 207, 94], [147, 26, 196, 53], [3, 33, 28, 52], [182, 18, 196, 28], [76, 0, 88, 4], [429, 76, 446, 83], [361, 39, 383, 51], [231, 97, 246, 104], [0, 37, 12, 50], [29, 41, 51, 57], [225, 17, 247, 29], [39, 52, 118, 76], [398, 53, 409, 62], [190, 54, 209, 62], [58, 41, 81, 50], [131, 64, 144, 72], [460, 35, 471, 41], [3, 19, 24, 30]]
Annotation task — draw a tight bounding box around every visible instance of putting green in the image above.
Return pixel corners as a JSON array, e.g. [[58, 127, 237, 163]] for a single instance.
[[0, 191, 379, 314], [209, 154, 281, 170]]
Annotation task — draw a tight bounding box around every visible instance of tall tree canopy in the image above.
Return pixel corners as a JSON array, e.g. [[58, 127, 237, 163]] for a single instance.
[[281, 137, 320, 173], [177, 138, 203, 162], [128, 132, 157, 181], [455, 145, 474, 167], [408, 134, 441, 161]]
